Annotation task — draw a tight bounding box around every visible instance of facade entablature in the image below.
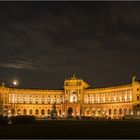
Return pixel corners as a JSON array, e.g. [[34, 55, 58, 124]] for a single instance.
[[64, 86, 84, 90], [84, 86, 132, 96], [92, 84, 132, 93], [9, 88, 63, 93], [84, 89, 95, 94], [1, 87, 64, 97]]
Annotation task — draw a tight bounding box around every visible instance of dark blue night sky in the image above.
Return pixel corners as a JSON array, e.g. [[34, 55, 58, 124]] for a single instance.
[[0, 2, 140, 89]]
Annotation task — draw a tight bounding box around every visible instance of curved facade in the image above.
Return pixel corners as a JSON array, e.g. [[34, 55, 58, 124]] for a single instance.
[[0, 75, 140, 119]]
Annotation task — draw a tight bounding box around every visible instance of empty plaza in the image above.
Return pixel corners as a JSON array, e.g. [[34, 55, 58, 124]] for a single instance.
[[0, 120, 140, 139]]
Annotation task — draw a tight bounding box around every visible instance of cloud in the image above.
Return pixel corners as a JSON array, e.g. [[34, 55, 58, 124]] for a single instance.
[[0, 2, 140, 88], [1, 61, 34, 70]]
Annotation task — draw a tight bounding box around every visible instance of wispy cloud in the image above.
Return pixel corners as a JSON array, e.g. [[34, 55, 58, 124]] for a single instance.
[[1, 60, 34, 70], [0, 2, 140, 88]]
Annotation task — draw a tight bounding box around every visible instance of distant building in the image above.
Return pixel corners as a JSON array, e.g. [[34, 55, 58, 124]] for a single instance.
[[0, 74, 140, 119]]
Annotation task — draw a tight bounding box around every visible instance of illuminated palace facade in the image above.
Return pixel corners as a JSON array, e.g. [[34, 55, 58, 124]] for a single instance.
[[0, 75, 140, 119]]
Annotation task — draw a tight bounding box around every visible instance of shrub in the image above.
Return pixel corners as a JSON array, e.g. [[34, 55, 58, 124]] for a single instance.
[[108, 117, 111, 121], [11, 115, 36, 124], [0, 115, 10, 124]]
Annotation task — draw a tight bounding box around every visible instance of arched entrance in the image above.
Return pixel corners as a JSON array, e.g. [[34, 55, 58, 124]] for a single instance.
[[68, 107, 73, 116]]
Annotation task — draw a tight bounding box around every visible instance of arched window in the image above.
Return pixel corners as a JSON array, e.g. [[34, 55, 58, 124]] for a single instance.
[[119, 108, 122, 115], [47, 99, 50, 104], [98, 109, 100, 114], [29, 109, 32, 115], [29, 98, 32, 104], [114, 109, 117, 115], [59, 109, 61, 115], [109, 109, 112, 115], [70, 94, 77, 103], [17, 109, 21, 115], [73, 96, 76, 103], [129, 108, 131, 115], [87, 110, 89, 116], [11, 109, 15, 115], [60, 98, 63, 103], [23, 109, 27, 115], [35, 109, 39, 115], [35, 98, 38, 104], [92, 109, 95, 113], [48, 109, 50, 114], [41, 109, 45, 115], [41, 99, 45, 104], [124, 108, 127, 115]]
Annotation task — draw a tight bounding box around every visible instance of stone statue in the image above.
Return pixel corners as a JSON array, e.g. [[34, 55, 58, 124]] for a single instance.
[[51, 103, 57, 119], [132, 76, 136, 83], [71, 73, 77, 80]]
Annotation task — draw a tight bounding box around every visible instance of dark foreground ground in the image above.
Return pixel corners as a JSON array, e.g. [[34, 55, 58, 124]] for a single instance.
[[0, 120, 140, 139]]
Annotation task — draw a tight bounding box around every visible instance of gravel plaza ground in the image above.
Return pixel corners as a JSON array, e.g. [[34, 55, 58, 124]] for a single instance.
[[0, 120, 140, 139]]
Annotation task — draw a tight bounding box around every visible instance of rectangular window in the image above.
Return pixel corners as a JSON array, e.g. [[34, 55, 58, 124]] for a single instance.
[[60, 98, 63, 103], [47, 98, 50, 104], [41, 99, 44, 104]]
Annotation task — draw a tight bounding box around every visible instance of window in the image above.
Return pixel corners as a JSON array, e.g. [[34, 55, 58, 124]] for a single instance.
[[41, 99, 45, 104], [11, 109, 15, 115], [47, 109, 50, 114], [35, 98, 38, 104], [47, 98, 50, 101], [17, 98, 20, 103], [137, 96, 139, 101], [114, 109, 117, 115], [87, 110, 89, 115], [23, 109, 27, 115], [60, 98, 63, 103], [109, 109, 111, 115], [29, 109, 32, 115], [23, 98, 26, 103], [53, 99, 56, 104], [130, 94, 132, 101], [137, 104, 140, 107], [119, 108, 122, 115], [137, 88, 139, 91], [35, 109, 39, 115], [73, 96, 76, 103], [129, 109, 131, 115], [17, 109, 21, 115], [41, 109, 45, 115], [59, 109, 61, 115], [124, 108, 127, 115], [92, 110, 95, 114]]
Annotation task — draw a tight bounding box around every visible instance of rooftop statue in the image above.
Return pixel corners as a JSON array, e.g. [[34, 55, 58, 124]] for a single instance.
[[71, 73, 77, 80], [132, 76, 136, 83]]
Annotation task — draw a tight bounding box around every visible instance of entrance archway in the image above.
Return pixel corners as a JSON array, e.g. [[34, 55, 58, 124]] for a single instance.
[[68, 107, 73, 116]]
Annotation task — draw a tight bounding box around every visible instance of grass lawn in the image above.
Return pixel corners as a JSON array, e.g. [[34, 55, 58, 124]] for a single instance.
[[0, 120, 140, 139]]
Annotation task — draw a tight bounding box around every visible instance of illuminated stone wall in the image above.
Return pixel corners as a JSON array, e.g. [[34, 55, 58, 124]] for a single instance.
[[0, 75, 140, 119]]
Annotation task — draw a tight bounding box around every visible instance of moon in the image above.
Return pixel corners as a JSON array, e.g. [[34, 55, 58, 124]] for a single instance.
[[13, 80, 18, 86]]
